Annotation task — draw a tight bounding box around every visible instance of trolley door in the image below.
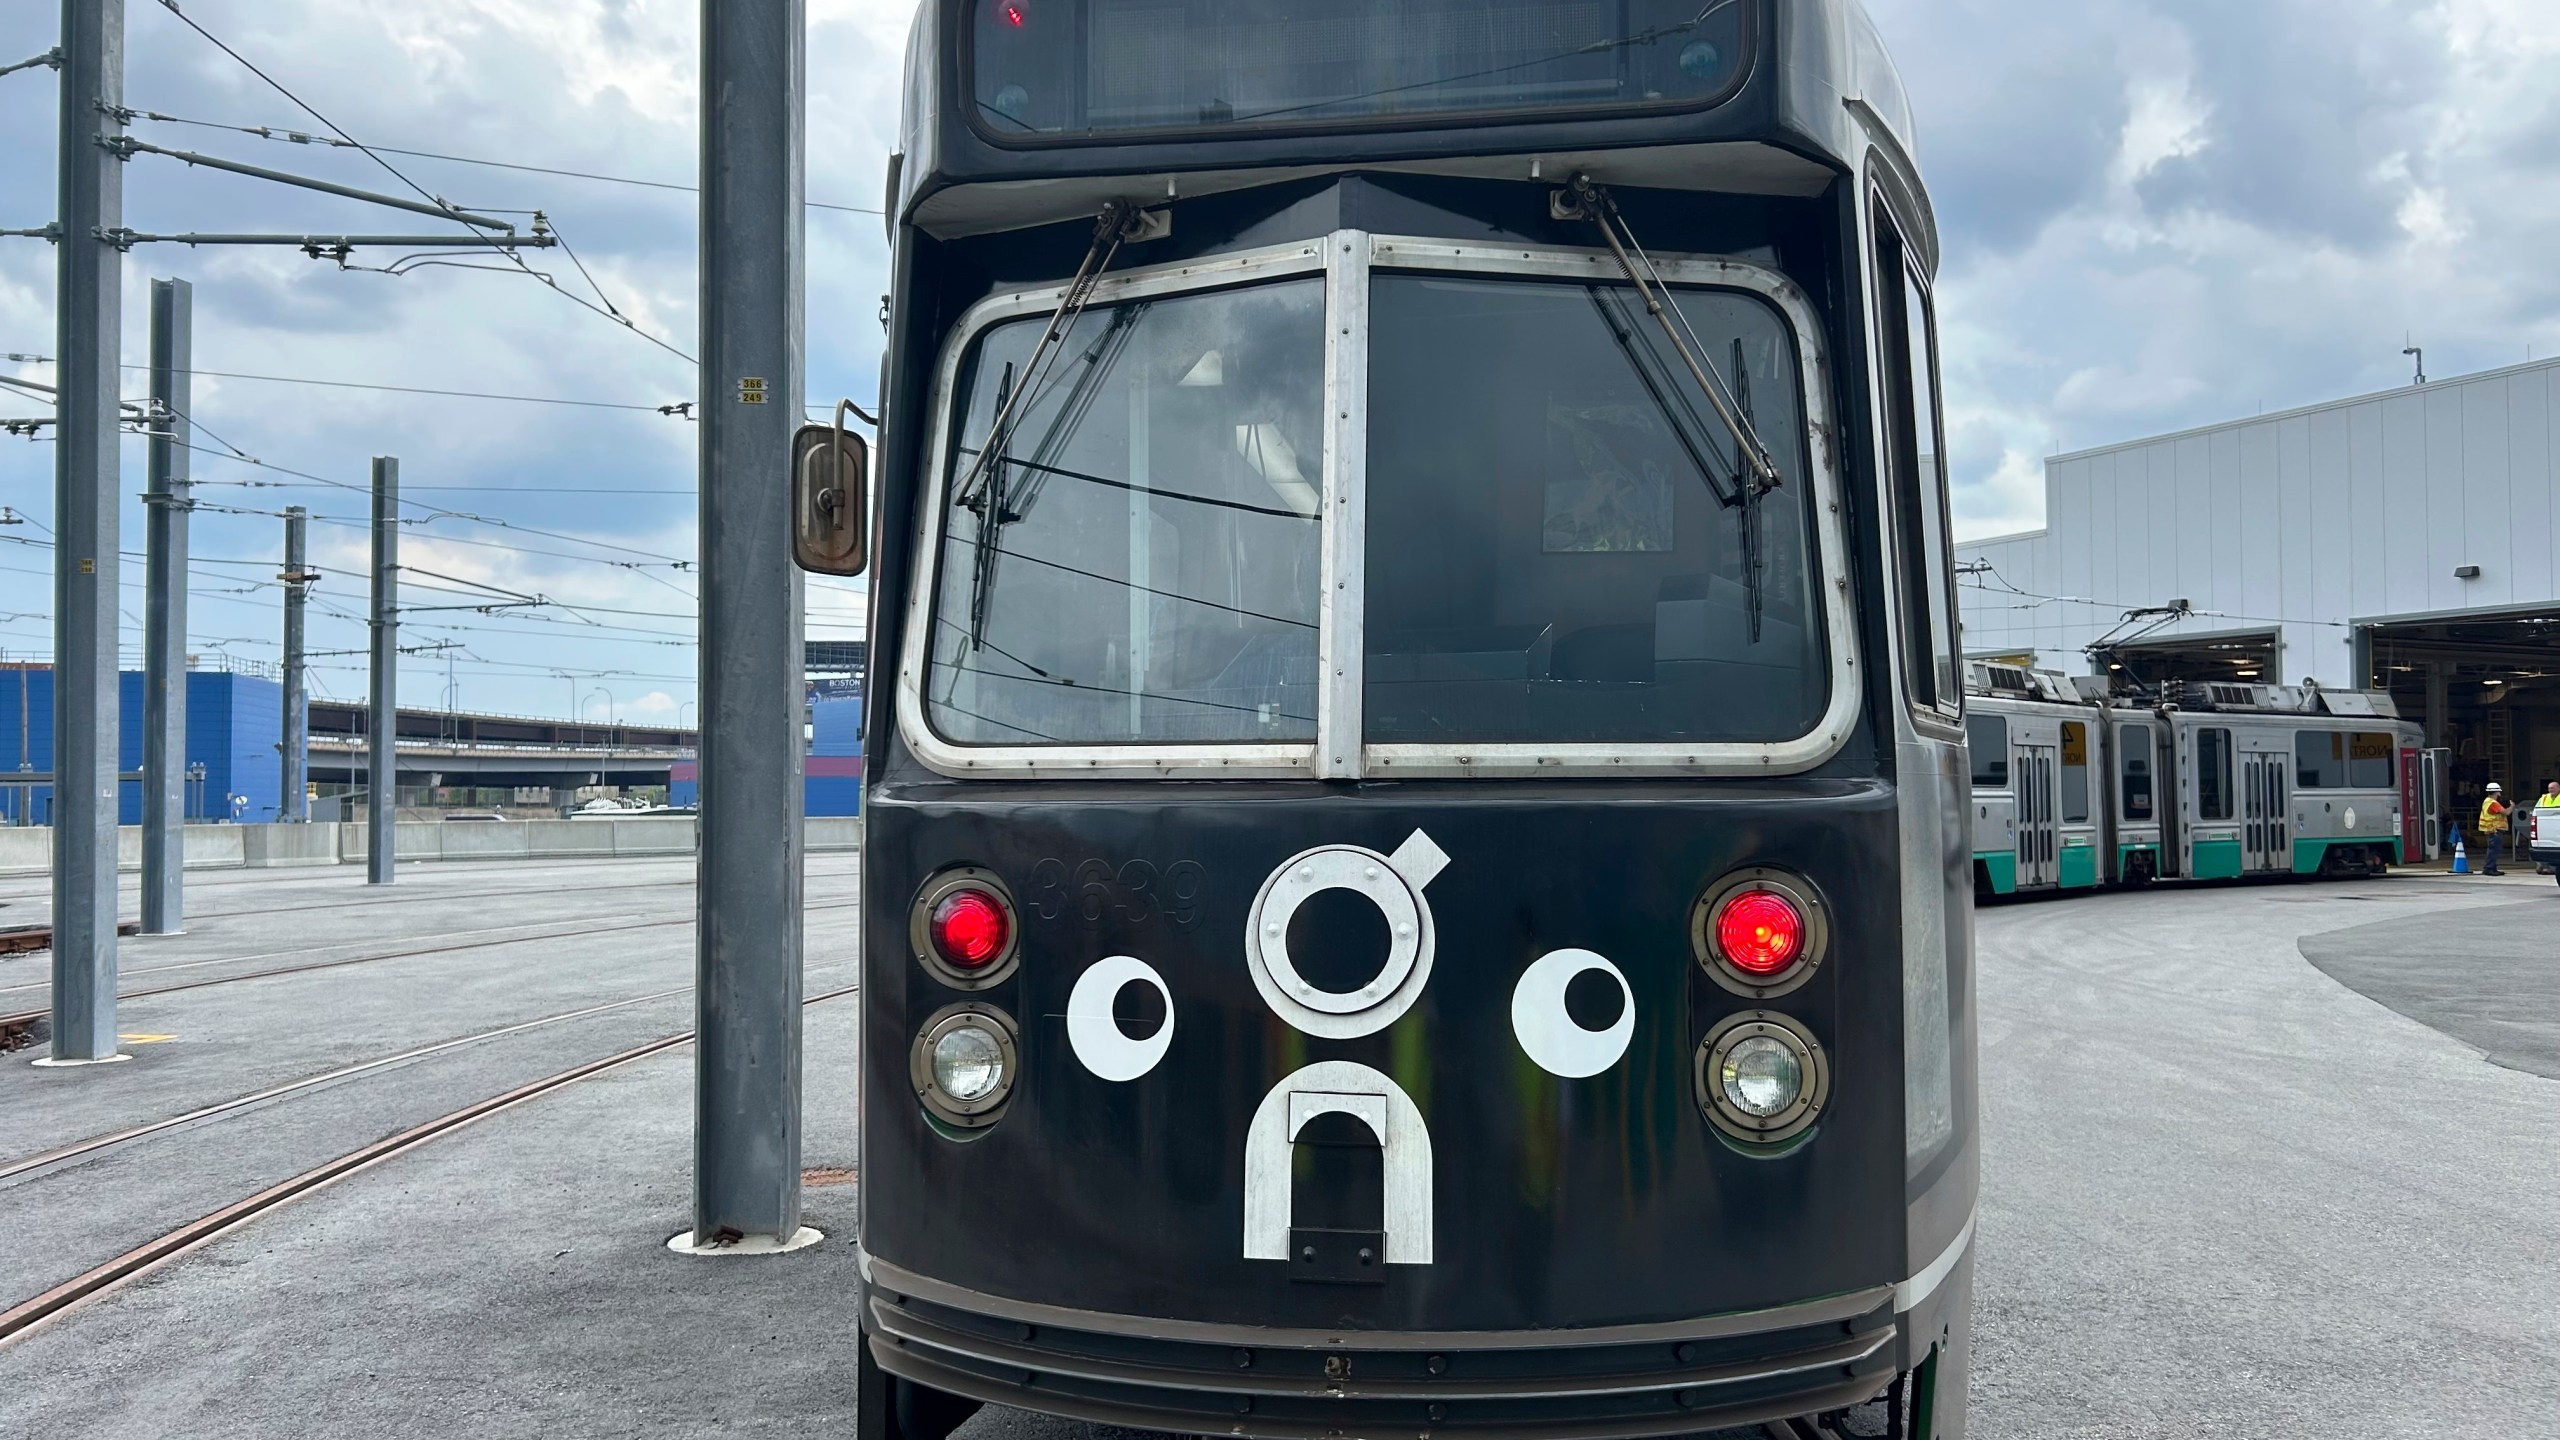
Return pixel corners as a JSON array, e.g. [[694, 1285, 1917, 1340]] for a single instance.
[[2014, 741, 2059, 888]]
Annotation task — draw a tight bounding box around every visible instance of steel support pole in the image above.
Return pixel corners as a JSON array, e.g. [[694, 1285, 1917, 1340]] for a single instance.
[[281, 506, 309, 822], [367, 458, 397, 884], [690, 0, 807, 1249], [141, 277, 191, 934], [47, 0, 126, 1063]]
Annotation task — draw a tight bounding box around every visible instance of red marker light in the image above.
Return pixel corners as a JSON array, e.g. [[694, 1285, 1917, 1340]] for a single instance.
[[930, 888, 1010, 969], [1001, 3, 1026, 26], [1715, 890, 1805, 976]]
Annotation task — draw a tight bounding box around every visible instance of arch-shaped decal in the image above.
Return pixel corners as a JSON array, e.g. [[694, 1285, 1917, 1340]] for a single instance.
[[1241, 1060, 1433, 1265]]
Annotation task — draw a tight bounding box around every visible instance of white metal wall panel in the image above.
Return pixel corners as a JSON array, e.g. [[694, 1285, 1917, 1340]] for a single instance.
[[2308, 408, 2353, 633], [1957, 356, 2560, 686], [2420, 383, 2466, 614], [2275, 416, 2314, 646], [2517, 370, 2556, 600], [2356, 399, 2397, 620], [2459, 381, 2510, 611]]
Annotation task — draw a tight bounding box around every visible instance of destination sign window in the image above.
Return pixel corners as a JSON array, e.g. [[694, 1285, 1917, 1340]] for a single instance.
[[925, 280, 1326, 747], [1363, 273, 1824, 746], [971, 0, 1752, 139]]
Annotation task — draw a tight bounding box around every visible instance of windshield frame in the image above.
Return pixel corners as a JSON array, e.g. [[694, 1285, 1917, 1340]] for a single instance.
[[895, 232, 1860, 780]]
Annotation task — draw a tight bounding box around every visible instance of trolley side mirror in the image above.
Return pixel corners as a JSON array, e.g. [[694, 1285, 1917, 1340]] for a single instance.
[[790, 421, 869, 576]]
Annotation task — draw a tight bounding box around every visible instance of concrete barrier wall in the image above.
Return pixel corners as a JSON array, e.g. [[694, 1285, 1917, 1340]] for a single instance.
[[0, 815, 859, 876]]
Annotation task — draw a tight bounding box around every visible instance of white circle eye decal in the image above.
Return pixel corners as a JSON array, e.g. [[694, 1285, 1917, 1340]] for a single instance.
[[1066, 955, 1175, 1082], [1510, 949, 1634, 1078]]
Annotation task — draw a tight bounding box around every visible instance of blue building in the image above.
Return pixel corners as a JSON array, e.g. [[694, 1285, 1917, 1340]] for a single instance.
[[667, 683, 860, 816], [0, 666, 287, 825]]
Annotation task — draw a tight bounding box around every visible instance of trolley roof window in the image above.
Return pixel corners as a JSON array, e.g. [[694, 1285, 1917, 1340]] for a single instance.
[[968, 0, 1754, 142]]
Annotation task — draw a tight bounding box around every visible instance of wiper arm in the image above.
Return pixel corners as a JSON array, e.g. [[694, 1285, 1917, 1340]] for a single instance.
[[1555, 175, 1780, 494], [952, 200, 1159, 513], [1584, 286, 1772, 643], [1586, 287, 1745, 511]]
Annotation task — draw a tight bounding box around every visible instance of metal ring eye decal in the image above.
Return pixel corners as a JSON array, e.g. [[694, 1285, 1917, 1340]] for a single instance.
[[1510, 949, 1634, 1078], [1066, 955, 1175, 1082], [1243, 830, 1449, 1040]]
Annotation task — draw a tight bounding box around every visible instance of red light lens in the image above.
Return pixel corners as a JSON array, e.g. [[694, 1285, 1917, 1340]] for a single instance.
[[930, 889, 1009, 969], [1716, 891, 1805, 976], [1001, 3, 1026, 26]]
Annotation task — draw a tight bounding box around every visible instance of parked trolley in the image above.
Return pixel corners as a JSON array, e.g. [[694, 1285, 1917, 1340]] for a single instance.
[[1964, 662, 2426, 898], [789, 3, 1980, 1436]]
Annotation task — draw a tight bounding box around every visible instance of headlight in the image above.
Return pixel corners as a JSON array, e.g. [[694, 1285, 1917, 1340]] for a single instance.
[[1720, 1034, 1803, 1117], [1696, 1012, 1829, 1146], [911, 1004, 1020, 1128], [933, 1024, 1007, 1102]]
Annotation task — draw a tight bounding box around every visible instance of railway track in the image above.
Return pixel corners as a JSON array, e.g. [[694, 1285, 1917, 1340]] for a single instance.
[[0, 859, 855, 927], [0, 981, 861, 1349], [0, 899, 860, 1048], [0, 921, 139, 957]]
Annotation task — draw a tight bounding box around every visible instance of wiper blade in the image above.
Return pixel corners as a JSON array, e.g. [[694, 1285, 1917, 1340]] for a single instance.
[[1555, 175, 1780, 494], [1584, 286, 1772, 643], [952, 200, 1157, 513]]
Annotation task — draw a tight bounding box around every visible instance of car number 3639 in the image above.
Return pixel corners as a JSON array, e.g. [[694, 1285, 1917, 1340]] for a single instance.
[[1028, 858, 1207, 931]]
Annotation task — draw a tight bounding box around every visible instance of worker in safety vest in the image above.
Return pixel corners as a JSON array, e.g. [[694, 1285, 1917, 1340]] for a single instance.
[[2538, 782, 2560, 874], [2476, 783, 2510, 875]]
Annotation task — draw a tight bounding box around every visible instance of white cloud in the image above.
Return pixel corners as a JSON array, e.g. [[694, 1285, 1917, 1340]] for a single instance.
[[1874, 0, 2560, 541]]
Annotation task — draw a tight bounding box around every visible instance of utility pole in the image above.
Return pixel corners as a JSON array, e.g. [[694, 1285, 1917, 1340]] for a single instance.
[[141, 276, 191, 935], [683, 0, 810, 1253], [367, 456, 397, 884], [45, 0, 128, 1065], [280, 506, 310, 822]]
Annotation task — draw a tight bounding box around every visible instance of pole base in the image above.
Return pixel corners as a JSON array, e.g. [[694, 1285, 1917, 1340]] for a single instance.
[[666, 1225, 824, 1257], [32, 1052, 131, 1067]]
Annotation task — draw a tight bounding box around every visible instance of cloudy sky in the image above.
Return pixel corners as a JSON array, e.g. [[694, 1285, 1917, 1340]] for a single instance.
[[2, 0, 2554, 721]]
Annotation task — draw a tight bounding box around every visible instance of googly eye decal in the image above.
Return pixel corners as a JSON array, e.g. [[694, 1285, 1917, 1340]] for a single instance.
[[1066, 954, 1175, 1082], [1510, 948, 1634, 1078]]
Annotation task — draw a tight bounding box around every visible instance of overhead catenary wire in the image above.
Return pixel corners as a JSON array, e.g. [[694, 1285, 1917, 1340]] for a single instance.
[[127, 108, 884, 214], [144, 2, 696, 365]]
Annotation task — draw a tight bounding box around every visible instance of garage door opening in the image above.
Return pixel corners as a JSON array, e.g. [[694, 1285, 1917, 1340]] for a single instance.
[[2364, 608, 2560, 847]]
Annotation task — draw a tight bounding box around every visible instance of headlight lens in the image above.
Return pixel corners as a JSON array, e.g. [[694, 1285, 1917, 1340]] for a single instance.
[[932, 1022, 1007, 1103], [911, 1004, 1021, 1129], [1696, 1012, 1830, 1146], [1720, 1035, 1803, 1117]]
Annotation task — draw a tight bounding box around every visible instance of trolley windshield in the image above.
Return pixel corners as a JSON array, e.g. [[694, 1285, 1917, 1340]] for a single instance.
[[919, 267, 1827, 752], [970, 0, 1752, 139], [1364, 273, 1823, 745], [926, 280, 1328, 746]]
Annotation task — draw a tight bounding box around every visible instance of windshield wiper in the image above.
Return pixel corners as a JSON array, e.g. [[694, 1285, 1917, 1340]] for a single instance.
[[1554, 174, 1780, 494], [958, 304, 1147, 657], [952, 200, 1158, 513], [1585, 286, 1772, 642], [952, 201, 1161, 654]]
